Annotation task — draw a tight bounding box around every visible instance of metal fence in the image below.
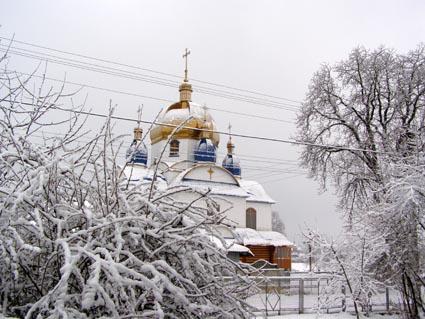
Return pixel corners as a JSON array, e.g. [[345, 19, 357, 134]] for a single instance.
[[244, 273, 400, 317]]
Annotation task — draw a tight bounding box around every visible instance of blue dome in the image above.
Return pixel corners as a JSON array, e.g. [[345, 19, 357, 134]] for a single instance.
[[222, 154, 241, 176], [126, 140, 148, 165], [194, 138, 216, 162]]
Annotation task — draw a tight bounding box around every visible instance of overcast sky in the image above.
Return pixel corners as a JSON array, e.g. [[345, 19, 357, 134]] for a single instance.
[[1, 0, 424, 243]]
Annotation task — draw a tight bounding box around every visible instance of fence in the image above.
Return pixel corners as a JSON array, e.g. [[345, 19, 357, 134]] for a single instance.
[[244, 273, 400, 317]]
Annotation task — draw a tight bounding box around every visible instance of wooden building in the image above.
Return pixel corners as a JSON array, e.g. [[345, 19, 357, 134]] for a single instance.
[[235, 228, 293, 270]]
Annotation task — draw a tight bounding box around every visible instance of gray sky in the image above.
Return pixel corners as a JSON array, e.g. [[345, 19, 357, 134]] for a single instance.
[[1, 0, 424, 243]]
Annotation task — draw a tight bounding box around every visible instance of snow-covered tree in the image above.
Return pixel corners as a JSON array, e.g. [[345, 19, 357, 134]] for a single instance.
[[0, 52, 256, 318], [297, 45, 425, 317], [304, 227, 386, 318]]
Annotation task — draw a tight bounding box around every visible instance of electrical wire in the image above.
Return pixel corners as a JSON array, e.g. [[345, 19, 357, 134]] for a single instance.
[[11, 70, 296, 125], [0, 36, 303, 104], [26, 133, 306, 176], [0, 46, 300, 112], [4, 99, 396, 155], [23, 130, 300, 165]]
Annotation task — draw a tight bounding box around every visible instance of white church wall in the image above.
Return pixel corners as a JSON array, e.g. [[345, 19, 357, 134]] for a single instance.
[[167, 190, 247, 228], [215, 195, 246, 227], [170, 189, 203, 211], [170, 161, 194, 171], [151, 139, 198, 164], [246, 201, 272, 231], [164, 170, 180, 182]]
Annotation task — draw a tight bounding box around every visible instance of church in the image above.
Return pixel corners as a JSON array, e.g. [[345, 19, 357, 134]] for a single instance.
[[123, 52, 293, 270]]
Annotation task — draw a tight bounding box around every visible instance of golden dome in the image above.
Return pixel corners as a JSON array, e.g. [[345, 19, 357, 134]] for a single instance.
[[150, 102, 220, 145], [150, 49, 219, 146], [227, 138, 235, 154]]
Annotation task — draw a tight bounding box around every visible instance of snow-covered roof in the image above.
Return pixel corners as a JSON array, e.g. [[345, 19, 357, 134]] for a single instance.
[[173, 179, 249, 198], [238, 179, 276, 204], [122, 165, 168, 190], [234, 228, 294, 247], [168, 165, 249, 197], [160, 102, 214, 123], [123, 165, 149, 182], [227, 242, 252, 254], [209, 236, 253, 255]]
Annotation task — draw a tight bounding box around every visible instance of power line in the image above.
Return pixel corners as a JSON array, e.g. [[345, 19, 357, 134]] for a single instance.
[[29, 132, 304, 172], [25, 130, 300, 165], [0, 46, 300, 112], [2, 44, 301, 110], [12, 70, 296, 125], [26, 132, 306, 176], [0, 36, 303, 105], [4, 99, 395, 155], [258, 173, 306, 185]]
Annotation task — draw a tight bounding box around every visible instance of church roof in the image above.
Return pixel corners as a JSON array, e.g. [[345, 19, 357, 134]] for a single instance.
[[122, 165, 168, 190], [175, 179, 250, 198], [234, 228, 293, 247], [209, 236, 253, 255], [238, 179, 276, 204]]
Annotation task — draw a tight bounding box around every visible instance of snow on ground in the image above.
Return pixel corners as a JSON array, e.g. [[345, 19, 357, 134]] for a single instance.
[[255, 313, 401, 318], [291, 262, 310, 272]]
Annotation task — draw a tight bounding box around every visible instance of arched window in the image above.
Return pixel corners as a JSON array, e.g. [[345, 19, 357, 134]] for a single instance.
[[169, 140, 180, 157], [246, 208, 257, 229]]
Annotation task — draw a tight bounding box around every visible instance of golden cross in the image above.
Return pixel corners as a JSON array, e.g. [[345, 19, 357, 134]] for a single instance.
[[137, 104, 144, 128], [202, 104, 208, 121], [207, 166, 214, 180], [183, 48, 191, 82]]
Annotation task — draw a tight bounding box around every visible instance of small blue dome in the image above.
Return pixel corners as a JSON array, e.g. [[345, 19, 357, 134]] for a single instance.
[[222, 154, 241, 176], [194, 138, 216, 162], [126, 140, 148, 165]]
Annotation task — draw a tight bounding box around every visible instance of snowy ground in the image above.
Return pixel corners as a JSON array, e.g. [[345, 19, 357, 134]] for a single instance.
[[255, 313, 401, 318], [247, 289, 399, 314]]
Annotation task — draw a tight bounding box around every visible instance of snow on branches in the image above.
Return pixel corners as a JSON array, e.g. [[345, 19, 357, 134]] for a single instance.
[[297, 45, 425, 317], [0, 54, 255, 318]]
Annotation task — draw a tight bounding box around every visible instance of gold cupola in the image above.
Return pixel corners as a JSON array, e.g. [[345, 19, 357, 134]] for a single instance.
[[222, 123, 241, 176], [227, 138, 235, 154], [150, 49, 219, 146], [126, 106, 148, 166], [226, 123, 235, 154], [133, 127, 143, 141], [133, 106, 143, 141], [200, 105, 212, 139]]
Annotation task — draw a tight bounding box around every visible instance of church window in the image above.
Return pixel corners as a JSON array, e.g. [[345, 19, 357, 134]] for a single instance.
[[246, 208, 257, 229], [169, 140, 180, 157]]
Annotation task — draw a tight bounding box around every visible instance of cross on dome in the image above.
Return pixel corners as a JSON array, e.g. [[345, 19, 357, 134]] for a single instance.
[[178, 48, 193, 105], [137, 105, 144, 128], [202, 104, 208, 121], [132, 105, 144, 141], [183, 48, 191, 82], [227, 122, 235, 154]]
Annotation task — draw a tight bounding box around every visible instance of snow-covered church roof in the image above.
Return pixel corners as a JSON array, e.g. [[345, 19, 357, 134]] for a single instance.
[[238, 179, 276, 204], [174, 179, 250, 198], [234, 228, 293, 247], [209, 236, 253, 255], [122, 165, 168, 190]]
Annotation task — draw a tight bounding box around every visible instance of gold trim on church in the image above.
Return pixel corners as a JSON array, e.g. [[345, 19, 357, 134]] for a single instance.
[[149, 49, 220, 146]]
